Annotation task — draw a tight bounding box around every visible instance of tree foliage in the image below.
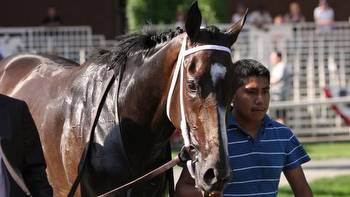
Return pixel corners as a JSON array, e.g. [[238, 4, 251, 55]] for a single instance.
[[127, 0, 230, 31]]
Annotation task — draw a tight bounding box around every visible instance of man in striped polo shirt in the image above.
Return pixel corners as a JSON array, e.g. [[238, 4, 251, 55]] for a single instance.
[[175, 59, 313, 197]]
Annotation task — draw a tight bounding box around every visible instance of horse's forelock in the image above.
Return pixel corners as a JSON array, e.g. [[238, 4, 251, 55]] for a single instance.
[[183, 25, 231, 46], [205, 25, 221, 34]]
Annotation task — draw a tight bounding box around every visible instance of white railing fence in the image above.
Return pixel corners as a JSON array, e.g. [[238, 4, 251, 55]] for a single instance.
[[0, 23, 349, 139], [230, 22, 350, 138], [0, 26, 117, 63]]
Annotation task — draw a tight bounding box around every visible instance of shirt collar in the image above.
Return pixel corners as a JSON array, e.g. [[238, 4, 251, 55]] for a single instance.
[[227, 113, 273, 130], [262, 115, 274, 127]]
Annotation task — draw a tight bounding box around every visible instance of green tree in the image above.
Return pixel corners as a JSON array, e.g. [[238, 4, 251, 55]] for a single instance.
[[188, 0, 231, 23], [127, 0, 230, 31]]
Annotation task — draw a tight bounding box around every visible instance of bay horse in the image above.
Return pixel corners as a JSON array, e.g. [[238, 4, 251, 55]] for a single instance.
[[0, 2, 246, 196]]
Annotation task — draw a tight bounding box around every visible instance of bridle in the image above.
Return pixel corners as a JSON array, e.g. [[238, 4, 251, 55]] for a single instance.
[[166, 35, 232, 178], [69, 35, 232, 197]]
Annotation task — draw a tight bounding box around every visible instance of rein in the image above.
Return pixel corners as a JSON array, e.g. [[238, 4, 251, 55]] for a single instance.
[[97, 146, 197, 197], [98, 158, 181, 196], [68, 73, 117, 197], [97, 147, 193, 197], [68, 60, 126, 197]]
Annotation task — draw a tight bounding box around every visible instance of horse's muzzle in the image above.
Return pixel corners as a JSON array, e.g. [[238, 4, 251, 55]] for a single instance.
[[196, 159, 230, 193]]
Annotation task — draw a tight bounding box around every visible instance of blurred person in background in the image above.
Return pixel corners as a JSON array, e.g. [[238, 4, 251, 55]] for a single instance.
[[273, 15, 285, 25], [41, 7, 63, 26], [313, 0, 334, 33], [247, 4, 272, 30], [231, 3, 247, 23], [284, 1, 305, 23], [270, 51, 290, 123], [175, 10, 185, 28]]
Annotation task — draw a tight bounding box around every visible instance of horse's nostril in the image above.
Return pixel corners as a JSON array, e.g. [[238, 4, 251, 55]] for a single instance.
[[203, 168, 217, 185]]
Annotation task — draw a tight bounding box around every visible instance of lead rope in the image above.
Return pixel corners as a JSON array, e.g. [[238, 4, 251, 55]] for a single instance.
[[97, 146, 193, 197], [165, 35, 231, 179]]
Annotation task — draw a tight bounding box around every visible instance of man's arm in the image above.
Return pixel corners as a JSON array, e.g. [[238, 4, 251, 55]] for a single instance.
[[20, 102, 53, 197], [175, 168, 224, 197], [284, 166, 313, 197], [175, 168, 202, 197]]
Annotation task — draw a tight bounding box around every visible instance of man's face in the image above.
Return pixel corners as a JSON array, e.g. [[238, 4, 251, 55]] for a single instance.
[[233, 76, 270, 122], [269, 52, 280, 66]]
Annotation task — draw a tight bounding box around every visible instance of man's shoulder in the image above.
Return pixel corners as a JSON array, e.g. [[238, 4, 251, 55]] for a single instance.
[[267, 119, 289, 128], [265, 118, 293, 133]]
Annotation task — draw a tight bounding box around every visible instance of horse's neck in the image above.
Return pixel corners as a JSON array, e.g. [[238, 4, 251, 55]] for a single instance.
[[117, 40, 181, 165], [63, 64, 117, 144], [120, 40, 180, 128]]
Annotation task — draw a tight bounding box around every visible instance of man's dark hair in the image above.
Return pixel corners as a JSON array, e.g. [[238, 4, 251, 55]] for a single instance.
[[232, 59, 270, 92], [275, 51, 282, 59]]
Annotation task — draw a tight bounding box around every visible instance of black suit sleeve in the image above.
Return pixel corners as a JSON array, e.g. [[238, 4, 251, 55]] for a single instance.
[[20, 101, 53, 197]]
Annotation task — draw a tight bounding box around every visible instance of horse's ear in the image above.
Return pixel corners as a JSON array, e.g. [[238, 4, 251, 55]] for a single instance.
[[225, 9, 248, 46], [185, 1, 202, 40]]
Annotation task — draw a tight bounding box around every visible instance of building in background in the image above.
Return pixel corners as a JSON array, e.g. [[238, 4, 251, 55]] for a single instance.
[[0, 0, 126, 39]]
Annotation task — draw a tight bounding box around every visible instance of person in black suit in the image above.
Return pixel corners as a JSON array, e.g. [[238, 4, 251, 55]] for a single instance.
[[0, 94, 52, 196]]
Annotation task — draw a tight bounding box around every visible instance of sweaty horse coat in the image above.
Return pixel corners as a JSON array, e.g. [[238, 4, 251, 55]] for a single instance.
[[0, 2, 246, 196]]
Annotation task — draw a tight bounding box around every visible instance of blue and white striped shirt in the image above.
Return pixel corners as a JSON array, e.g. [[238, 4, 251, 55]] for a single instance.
[[224, 114, 310, 197]]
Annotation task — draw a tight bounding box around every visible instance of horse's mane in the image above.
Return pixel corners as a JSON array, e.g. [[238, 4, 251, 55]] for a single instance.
[[90, 27, 185, 71], [90, 25, 223, 72]]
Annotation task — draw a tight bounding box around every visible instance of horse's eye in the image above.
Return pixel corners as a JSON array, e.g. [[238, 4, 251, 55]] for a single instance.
[[187, 80, 197, 93]]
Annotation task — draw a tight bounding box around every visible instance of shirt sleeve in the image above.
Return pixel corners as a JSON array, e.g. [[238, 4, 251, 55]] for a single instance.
[[283, 133, 310, 171]]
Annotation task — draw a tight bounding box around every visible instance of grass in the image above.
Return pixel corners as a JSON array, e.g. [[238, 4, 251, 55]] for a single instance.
[[278, 175, 350, 197], [277, 142, 350, 196], [172, 142, 350, 160], [303, 142, 350, 160]]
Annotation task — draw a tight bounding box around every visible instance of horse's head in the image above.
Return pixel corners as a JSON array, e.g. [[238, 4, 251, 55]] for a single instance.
[[167, 1, 247, 194]]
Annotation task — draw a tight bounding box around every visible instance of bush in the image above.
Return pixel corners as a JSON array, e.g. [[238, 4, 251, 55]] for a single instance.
[[126, 0, 229, 31]]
